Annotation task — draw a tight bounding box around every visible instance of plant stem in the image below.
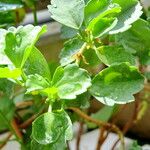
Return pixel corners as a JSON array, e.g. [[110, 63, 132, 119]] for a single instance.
[[68, 107, 125, 150], [74, 43, 88, 65], [67, 141, 70, 150], [0, 111, 22, 143], [19, 114, 37, 129], [11, 119, 23, 141], [19, 108, 44, 129], [33, 5, 38, 25], [76, 122, 84, 150], [21, 70, 27, 82], [15, 10, 19, 26], [0, 133, 12, 149], [16, 101, 33, 108], [79, 43, 87, 54], [111, 99, 139, 150], [48, 105, 52, 112], [96, 127, 106, 150]]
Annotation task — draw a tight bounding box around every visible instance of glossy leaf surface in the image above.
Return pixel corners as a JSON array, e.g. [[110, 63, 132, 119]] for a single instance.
[[24, 47, 51, 80], [0, 67, 21, 79], [4, 25, 47, 68], [110, 0, 143, 34], [59, 38, 84, 66], [48, 0, 85, 29], [32, 111, 72, 145], [85, 0, 121, 37], [53, 64, 91, 99], [90, 63, 144, 106], [96, 45, 135, 66], [116, 19, 150, 65], [26, 74, 50, 93]]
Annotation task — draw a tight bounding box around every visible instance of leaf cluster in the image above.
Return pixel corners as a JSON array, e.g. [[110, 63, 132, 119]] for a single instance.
[[0, 0, 149, 149]]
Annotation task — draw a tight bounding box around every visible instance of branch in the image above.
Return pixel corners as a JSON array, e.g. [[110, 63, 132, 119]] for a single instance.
[[68, 107, 125, 150], [96, 127, 106, 150], [16, 101, 33, 108], [67, 141, 70, 150], [19, 114, 37, 129], [11, 119, 23, 141], [111, 99, 139, 150], [73, 43, 88, 65], [19, 106, 44, 129], [0, 133, 12, 149], [76, 122, 84, 150]]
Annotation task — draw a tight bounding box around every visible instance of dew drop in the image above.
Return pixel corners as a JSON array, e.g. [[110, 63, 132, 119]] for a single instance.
[[38, 76, 43, 81], [109, 4, 114, 8], [53, 4, 57, 8], [16, 34, 22, 46]]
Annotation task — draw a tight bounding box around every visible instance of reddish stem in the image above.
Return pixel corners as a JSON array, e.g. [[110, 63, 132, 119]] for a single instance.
[[76, 122, 84, 150]]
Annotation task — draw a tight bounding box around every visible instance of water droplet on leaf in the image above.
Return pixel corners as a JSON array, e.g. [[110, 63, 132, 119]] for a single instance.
[[53, 4, 57, 8]]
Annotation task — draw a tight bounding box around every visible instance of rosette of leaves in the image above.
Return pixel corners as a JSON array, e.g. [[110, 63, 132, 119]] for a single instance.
[[56, 0, 143, 67], [48, 0, 145, 106], [0, 24, 92, 148], [25, 62, 91, 148]]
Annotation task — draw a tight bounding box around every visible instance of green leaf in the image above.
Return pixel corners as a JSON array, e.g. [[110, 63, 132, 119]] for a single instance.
[[61, 25, 78, 39], [32, 111, 72, 145], [82, 48, 101, 66], [90, 63, 144, 106], [59, 37, 84, 66], [88, 105, 116, 128], [31, 135, 66, 150], [24, 47, 51, 80], [129, 141, 142, 150], [53, 64, 91, 99], [88, 17, 118, 37], [0, 79, 14, 96], [0, 67, 21, 79], [0, 29, 11, 65], [0, 96, 15, 131], [0, 0, 23, 12], [84, 0, 121, 25], [63, 92, 90, 109], [4, 25, 47, 68], [26, 74, 50, 93], [51, 66, 64, 85], [116, 19, 150, 65], [109, 0, 143, 34], [96, 45, 135, 66], [48, 61, 59, 78], [84, 0, 90, 4], [48, 0, 85, 29], [85, 0, 121, 37], [147, 9, 150, 21]]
